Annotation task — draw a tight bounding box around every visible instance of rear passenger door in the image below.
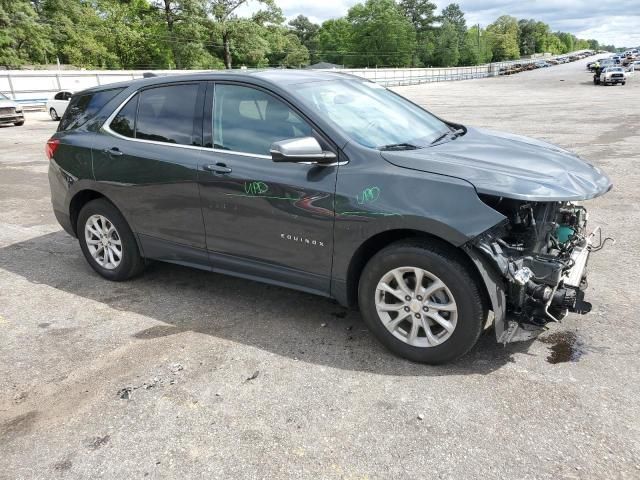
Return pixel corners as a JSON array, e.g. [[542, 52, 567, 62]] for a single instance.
[[93, 82, 209, 266]]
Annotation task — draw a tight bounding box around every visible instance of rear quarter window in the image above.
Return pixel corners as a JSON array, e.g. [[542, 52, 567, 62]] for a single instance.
[[58, 87, 125, 132]]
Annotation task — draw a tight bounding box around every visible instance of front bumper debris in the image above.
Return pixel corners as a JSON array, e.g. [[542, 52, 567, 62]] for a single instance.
[[468, 225, 614, 344]]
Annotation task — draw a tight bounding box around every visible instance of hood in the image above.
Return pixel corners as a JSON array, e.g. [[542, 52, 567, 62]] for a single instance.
[[381, 127, 612, 202], [0, 99, 18, 109]]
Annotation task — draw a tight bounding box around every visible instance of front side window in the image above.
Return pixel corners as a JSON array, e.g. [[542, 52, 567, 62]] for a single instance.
[[136, 84, 200, 146], [292, 79, 449, 150], [213, 84, 312, 156], [110, 94, 138, 138]]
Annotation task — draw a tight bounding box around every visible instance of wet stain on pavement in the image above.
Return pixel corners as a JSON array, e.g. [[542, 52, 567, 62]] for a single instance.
[[87, 434, 110, 450], [53, 458, 72, 471], [48, 327, 77, 337], [0, 410, 39, 440], [540, 331, 586, 364]]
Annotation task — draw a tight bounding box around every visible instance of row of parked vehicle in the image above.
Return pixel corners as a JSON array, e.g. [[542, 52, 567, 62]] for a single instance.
[[588, 49, 640, 71], [499, 51, 596, 75], [588, 50, 639, 86]]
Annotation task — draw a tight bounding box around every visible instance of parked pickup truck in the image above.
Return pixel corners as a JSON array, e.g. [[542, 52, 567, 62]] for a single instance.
[[600, 66, 627, 85]]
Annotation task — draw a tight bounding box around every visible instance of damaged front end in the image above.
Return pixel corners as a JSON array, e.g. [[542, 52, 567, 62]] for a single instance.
[[466, 197, 613, 343]]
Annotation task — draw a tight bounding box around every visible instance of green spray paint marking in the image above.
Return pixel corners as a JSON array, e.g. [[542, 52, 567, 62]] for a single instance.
[[356, 186, 380, 205], [338, 211, 401, 217], [244, 181, 269, 195], [225, 192, 302, 201]]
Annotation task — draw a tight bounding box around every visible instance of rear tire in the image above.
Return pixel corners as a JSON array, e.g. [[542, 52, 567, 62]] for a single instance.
[[14, 120, 24, 126], [358, 241, 486, 364], [49, 108, 59, 121], [77, 198, 144, 281]]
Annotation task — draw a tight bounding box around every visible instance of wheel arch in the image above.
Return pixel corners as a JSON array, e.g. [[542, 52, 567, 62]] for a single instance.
[[69, 188, 146, 257], [342, 229, 491, 312], [69, 189, 106, 237]]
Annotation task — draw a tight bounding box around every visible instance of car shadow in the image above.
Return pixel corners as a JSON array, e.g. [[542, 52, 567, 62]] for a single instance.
[[0, 231, 536, 376]]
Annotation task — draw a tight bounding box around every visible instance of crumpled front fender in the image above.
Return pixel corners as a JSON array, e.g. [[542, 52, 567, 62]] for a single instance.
[[463, 244, 507, 342]]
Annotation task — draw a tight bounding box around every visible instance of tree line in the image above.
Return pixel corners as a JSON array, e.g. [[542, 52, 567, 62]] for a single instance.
[[0, 0, 615, 70]]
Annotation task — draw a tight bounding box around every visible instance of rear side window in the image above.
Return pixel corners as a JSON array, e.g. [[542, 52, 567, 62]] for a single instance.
[[110, 94, 138, 138], [59, 87, 125, 131], [135, 84, 200, 145]]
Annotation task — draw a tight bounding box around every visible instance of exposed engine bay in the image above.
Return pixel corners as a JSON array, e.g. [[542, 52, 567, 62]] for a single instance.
[[470, 196, 613, 343]]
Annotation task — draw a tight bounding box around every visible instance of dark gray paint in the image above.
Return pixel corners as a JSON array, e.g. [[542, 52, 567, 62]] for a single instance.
[[382, 127, 612, 202]]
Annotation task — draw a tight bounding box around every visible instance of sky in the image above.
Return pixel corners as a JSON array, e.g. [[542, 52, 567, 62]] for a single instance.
[[249, 0, 640, 48]]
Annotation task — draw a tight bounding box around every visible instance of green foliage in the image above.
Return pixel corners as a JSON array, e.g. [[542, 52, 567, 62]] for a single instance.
[[347, 0, 416, 67], [0, 0, 53, 67], [398, 0, 437, 66], [486, 15, 520, 61], [0, 0, 604, 70], [316, 18, 352, 66], [288, 15, 319, 63], [432, 19, 458, 66], [398, 0, 437, 34], [459, 24, 491, 65], [441, 3, 466, 42]]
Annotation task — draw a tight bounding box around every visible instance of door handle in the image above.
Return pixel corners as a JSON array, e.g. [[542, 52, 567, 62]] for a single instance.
[[204, 163, 232, 174], [103, 147, 124, 157]]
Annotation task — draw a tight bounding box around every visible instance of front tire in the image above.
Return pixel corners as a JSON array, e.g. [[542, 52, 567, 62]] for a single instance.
[[77, 198, 144, 281], [14, 120, 24, 126], [358, 241, 485, 364]]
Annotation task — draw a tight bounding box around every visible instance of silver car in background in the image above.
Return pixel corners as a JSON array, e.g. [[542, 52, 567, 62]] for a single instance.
[[0, 92, 25, 127]]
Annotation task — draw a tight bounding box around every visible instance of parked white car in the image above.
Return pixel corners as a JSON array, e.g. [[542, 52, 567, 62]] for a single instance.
[[0, 92, 25, 126], [46, 91, 73, 121], [600, 67, 627, 85]]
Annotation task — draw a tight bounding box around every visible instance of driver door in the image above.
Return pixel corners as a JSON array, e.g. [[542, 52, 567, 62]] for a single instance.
[[198, 82, 338, 295]]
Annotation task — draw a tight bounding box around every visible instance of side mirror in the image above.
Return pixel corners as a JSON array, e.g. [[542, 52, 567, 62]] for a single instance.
[[270, 137, 336, 164]]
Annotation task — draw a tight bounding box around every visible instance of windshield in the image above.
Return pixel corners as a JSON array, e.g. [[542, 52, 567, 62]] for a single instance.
[[292, 79, 451, 150]]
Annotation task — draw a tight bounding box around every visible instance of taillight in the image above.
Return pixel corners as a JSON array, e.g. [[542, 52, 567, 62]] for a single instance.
[[45, 138, 60, 160]]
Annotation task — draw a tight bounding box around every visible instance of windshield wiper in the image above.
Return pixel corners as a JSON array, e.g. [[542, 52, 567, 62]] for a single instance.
[[430, 130, 453, 144], [378, 143, 420, 151], [430, 127, 465, 145]]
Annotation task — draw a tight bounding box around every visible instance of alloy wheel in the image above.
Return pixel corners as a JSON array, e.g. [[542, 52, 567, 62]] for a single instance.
[[84, 214, 122, 270], [375, 266, 458, 347]]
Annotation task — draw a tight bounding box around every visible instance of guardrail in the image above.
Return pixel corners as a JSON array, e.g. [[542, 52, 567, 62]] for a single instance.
[[0, 51, 592, 108]]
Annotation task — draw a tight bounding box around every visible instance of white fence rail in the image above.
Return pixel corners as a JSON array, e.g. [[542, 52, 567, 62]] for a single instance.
[[0, 52, 588, 107]]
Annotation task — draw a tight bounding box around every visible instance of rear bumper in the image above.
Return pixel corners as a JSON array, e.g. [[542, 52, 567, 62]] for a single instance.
[[48, 161, 76, 237], [53, 208, 75, 237]]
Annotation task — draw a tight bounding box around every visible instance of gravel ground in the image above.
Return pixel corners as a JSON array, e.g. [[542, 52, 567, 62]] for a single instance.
[[1, 58, 638, 480]]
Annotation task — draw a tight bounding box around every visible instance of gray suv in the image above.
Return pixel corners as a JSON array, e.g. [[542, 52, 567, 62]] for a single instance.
[[47, 71, 612, 364]]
